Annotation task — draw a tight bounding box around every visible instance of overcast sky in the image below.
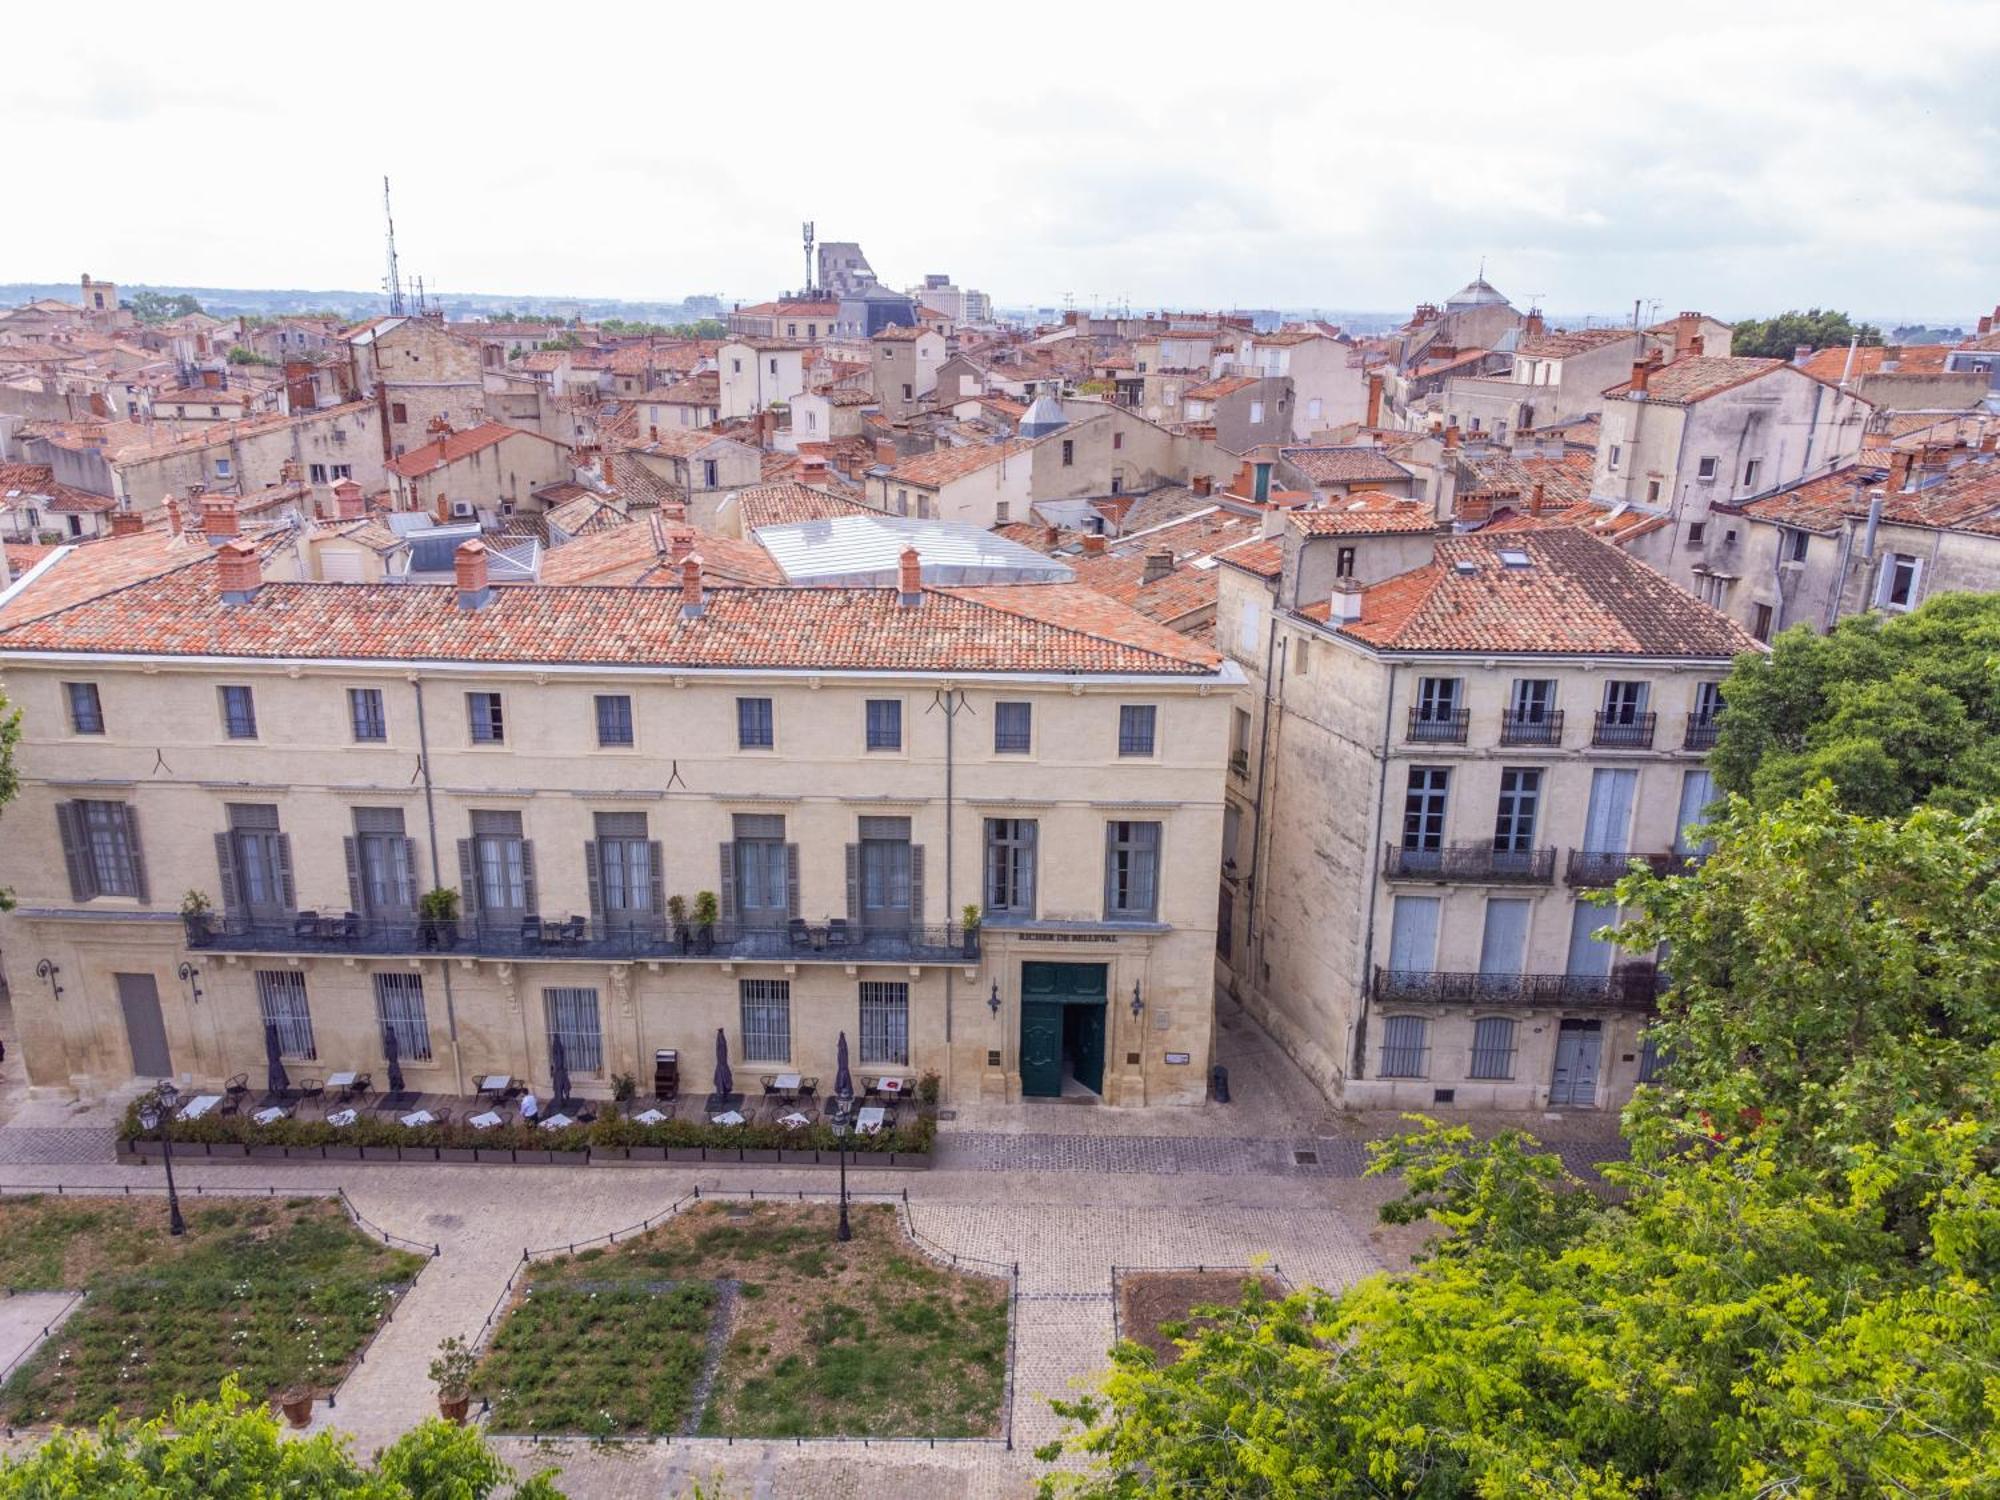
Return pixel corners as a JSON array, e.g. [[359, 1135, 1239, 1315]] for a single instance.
[[6, 1, 1995, 323]]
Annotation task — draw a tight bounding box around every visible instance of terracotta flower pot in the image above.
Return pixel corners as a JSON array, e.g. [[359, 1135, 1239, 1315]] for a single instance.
[[279, 1390, 314, 1428], [438, 1392, 471, 1424]]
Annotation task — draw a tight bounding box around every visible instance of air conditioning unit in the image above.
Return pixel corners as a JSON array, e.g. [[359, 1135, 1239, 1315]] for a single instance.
[[451, 500, 475, 519]]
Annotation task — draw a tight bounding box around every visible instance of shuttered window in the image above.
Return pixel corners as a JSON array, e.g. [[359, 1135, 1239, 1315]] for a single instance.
[[467, 692, 505, 744], [257, 970, 317, 1059], [65, 682, 104, 735], [470, 810, 528, 913], [1379, 1015, 1427, 1078], [373, 972, 433, 1062], [592, 811, 656, 915], [1103, 821, 1160, 921], [220, 685, 257, 739], [859, 982, 910, 1066], [736, 697, 774, 749], [984, 818, 1036, 915], [1117, 704, 1157, 757], [1469, 1016, 1516, 1079], [595, 694, 634, 747], [739, 979, 791, 1063], [349, 688, 387, 742], [543, 986, 604, 1073], [993, 701, 1032, 753], [350, 807, 414, 915], [865, 698, 902, 750]]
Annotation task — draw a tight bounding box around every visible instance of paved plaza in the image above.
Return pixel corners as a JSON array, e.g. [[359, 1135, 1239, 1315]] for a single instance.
[[0, 993, 1622, 1497]]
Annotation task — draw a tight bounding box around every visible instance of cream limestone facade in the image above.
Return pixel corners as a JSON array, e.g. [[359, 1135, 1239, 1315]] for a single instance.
[[0, 656, 1232, 1111]]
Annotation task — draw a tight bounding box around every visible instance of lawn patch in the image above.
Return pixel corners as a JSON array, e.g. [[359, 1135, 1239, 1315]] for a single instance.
[[1115, 1269, 1285, 1364], [484, 1201, 1009, 1438], [0, 1196, 424, 1426]]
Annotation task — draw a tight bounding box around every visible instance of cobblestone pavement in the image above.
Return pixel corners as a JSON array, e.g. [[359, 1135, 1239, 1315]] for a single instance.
[[0, 1126, 117, 1166], [938, 1129, 1370, 1175]]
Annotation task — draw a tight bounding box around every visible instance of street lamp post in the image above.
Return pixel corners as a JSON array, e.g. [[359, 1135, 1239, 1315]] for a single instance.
[[830, 1091, 854, 1243], [137, 1081, 187, 1236]]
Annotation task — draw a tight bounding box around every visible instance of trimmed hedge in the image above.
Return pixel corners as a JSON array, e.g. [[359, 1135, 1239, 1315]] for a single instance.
[[120, 1101, 936, 1158]]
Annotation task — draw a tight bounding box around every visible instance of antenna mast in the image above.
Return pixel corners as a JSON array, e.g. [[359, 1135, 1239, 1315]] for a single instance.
[[383, 176, 406, 316], [802, 221, 815, 294]]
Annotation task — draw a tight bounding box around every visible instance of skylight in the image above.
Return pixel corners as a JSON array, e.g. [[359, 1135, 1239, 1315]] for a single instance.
[[1498, 549, 1532, 568]]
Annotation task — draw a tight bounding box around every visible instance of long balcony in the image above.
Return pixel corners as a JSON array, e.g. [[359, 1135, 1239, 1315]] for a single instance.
[[1498, 710, 1564, 747], [1383, 843, 1556, 884], [1407, 706, 1470, 744], [1565, 849, 1684, 887], [1683, 715, 1721, 751], [185, 913, 981, 965], [1373, 965, 1663, 1010], [1592, 711, 1658, 749]]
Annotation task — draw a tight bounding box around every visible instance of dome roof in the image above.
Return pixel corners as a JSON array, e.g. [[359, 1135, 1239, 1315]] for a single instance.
[[1020, 392, 1068, 438], [1444, 276, 1511, 312]]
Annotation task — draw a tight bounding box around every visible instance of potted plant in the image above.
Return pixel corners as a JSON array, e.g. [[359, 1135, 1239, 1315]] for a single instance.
[[692, 890, 719, 954], [180, 889, 216, 943], [277, 1385, 314, 1428], [917, 1070, 941, 1108], [428, 1335, 476, 1423], [419, 887, 460, 950], [961, 903, 981, 958], [667, 893, 690, 952]]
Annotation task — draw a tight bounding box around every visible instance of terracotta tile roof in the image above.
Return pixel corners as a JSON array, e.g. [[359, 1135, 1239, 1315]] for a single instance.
[[1794, 344, 1955, 381], [886, 440, 1030, 489], [537, 519, 783, 587], [0, 529, 275, 631], [545, 494, 629, 538], [1310, 529, 1758, 658], [4, 542, 57, 582], [816, 386, 877, 408], [1281, 446, 1413, 487], [1459, 449, 1596, 506], [1216, 537, 1282, 579], [53, 402, 379, 465], [1413, 348, 1492, 377], [735, 483, 878, 531], [1516, 327, 1635, 359], [870, 325, 926, 342], [1605, 355, 1792, 404], [153, 386, 250, 405], [604, 457, 687, 510], [632, 427, 750, 460], [1289, 493, 1438, 536], [0, 548, 1220, 676], [0, 464, 117, 514], [1959, 330, 2000, 352], [647, 372, 719, 405], [385, 421, 562, 479], [1068, 553, 1217, 627], [1249, 328, 1331, 347], [1184, 376, 1258, 402], [1742, 455, 2000, 535]]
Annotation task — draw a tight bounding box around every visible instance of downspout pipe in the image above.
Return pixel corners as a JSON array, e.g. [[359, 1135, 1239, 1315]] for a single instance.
[[411, 676, 465, 1095]]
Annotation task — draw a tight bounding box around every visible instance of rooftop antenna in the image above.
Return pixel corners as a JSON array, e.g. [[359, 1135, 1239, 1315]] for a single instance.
[[382, 176, 405, 316], [802, 221, 815, 293]]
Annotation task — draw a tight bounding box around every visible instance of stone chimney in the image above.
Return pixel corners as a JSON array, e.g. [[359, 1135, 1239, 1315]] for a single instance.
[[661, 501, 688, 523], [162, 493, 181, 535], [1888, 450, 1915, 492], [1980, 314, 1993, 336], [1687, 334, 1705, 358], [1529, 481, 1547, 517], [1455, 492, 1493, 526], [1142, 550, 1174, 584], [1081, 534, 1107, 556], [1365, 372, 1384, 429], [201, 496, 239, 543], [216, 539, 261, 604], [874, 438, 899, 467], [1327, 576, 1365, 624], [680, 555, 705, 619], [109, 510, 144, 538], [668, 527, 696, 564], [455, 539, 493, 610], [333, 478, 365, 521], [601, 451, 615, 489], [1980, 430, 1997, 454], [1630, 359, 1654, 398], [1442, 424, 1461, 451], [1676, 311, 1700, 351], [1191, 474, 1213, 497], [1523, 310, 1545, 337], [898, 545, 922, 606], [800, 454, 828, 484], [1793, 344, 1813, 366]]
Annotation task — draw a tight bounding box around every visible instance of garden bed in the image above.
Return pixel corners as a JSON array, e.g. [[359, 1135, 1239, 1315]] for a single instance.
[[479, 1201, 1009, 1439], [1114, 1269, 1286, 1364], [0, 1196, 425, 1426]]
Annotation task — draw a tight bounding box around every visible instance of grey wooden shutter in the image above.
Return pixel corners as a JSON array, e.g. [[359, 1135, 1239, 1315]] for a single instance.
[[785, 844, 801, 919], [584, 841, 603, 918], [121, 805, 149, 904], [214, 832, 242, 915], [344, 837, 363, 913], [401, 838, 420, 908], [648, 842, 666, 916], [519, 840, 538, 915], [1021, 821, 1037, 914], [55, 803, 91, 901], [457, 839, 479, 918], [717, 844, 736, 924], [274, 834, 297, 912], [845, 844, 860, 923], [909, 845, 925, 927]]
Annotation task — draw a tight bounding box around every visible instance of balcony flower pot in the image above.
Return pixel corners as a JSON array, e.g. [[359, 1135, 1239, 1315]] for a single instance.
[[438, 1392, 471, 1425], [852, 1149, 892, 1167], [891, 1152, 933, 1170], [136, 1139, 166, 1158], [513, 1148, 554, 1165], [278, 1389, 314, 1429], [116, 1136, 139, 1159], [402, 1145, 439, 1162], [287, 1145, 326, 1160]]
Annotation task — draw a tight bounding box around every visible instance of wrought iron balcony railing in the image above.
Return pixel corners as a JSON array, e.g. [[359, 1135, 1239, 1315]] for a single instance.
[[1407, 706, 1470, 744], [1683, 715, 1721, 751], [1373, 965, 1663, 1010], [1383, 843, 1556, 883], [184, 912, 980, 965], [1565, 849, 1684, 887], [1498, 710, 1564, 747], [1592, 711, 1658, 748]]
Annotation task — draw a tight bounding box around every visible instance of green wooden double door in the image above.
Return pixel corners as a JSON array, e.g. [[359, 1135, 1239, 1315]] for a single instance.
[[1019, 962, 1108, 1098]]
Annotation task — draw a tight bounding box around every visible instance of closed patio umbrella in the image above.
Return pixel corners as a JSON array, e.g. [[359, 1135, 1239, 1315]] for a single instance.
[[264, 1020, 290, 1098], [834, 1030, 853, 1109], [551, 1033, 572, 1109], [381, 1019, 404, 1097], [713, 1027, 733, 1102]]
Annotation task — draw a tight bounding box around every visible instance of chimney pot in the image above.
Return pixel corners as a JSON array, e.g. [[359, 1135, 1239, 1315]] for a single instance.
[[1793, 344, 1813, 366], [601, 451, 615, 488], [333, 478, 365, 520], [1364, 371, 1384, 429], [1328, 576, 1365, 624], [454, 539, 492, 608], [1980, 430, 1996, 454], [1081, 534, 1107, 556], [1630, 359, 1653, 397], [1530, 481, 1548, 516], [109, 510, 144, 538], [201, 497, 240, 542], [668, 527, 696, 564], [216, 539, 261, 601], [1443, 424, 1461, 451], [1687, 334, 1705, 357], [1142, 549, 1174, 584], [1192, 474, 1213, 497], [680, 554, 705, 618], [898, 545, 922, 603], [1888, 450, 1915, 492]]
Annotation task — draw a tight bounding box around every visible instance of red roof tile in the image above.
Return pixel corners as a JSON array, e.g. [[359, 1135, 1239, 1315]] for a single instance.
[[886, 440, 1030, 489], [384, 421, 564, 479], [1281, 446, 1413, 487], [1604, 355, 1793, 405], [1289, 493, 1438, 536]]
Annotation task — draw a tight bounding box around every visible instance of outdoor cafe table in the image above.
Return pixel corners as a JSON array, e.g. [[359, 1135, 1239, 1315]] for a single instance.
[[399, 1109, 435, 1127], [478, 1074, 514, 1098], [325, 1071, 358, 1090], [468, 1111, 503, 1130], [633, 1108, 667, 1124], [251, 1106, 286, 1125], [177, 1094, 223, 1121], [856, 1105, 888, 1135], [326, 1108, 358, 1127], [772, 1072, 802, 1100], [780, 1111, 812, 1130], [539, 1113, 574, 1131], [711, 1109, 746, 1126]]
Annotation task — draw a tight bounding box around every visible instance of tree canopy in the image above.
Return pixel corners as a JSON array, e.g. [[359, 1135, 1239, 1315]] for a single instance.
[[1731, 307, 1883, 360], [126, 290, 206, 325], [0, 1380, 565, 1497], [1038, 788, 2000, 1497], [1709, 591, 2000, 815]]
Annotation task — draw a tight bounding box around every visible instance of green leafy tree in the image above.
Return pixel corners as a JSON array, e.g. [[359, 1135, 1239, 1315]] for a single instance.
[[1039, 791, 2000, 1497], [1731, 307, 1883, 359], [667, 318, 727, 340], [0, 1379, 566, 1496], [227, 347, 277, 366], [126, 291, 206, 325], [1710, 591, 2000, 814], [537, 332, 583, 352]]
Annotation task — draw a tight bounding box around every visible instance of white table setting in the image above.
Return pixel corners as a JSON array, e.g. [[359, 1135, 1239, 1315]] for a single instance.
[[711, 1109, 746, 1126], [633, 1108, 667, 1125], [326, 1108, 358, 1127], [780, 1111, 812, 1130], [399, 1109, 435, 1127], [177, 1094, 222, 1121], [468, 1111, 503, 1130], [856, 1105, 887, 1135], [539, 1113, 574, 1131], [251, 1106, 287, 1126]]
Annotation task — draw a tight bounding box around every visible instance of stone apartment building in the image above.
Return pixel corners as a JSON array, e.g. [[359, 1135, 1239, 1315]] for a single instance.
[[870, 325, 946, 419], [1181, 376, 1294, 449], [384, 421, 574, 518], [718, 340, 808, 419], [1590, 353, 1872, 595], [1439, 325, 1653, 439], [1225, 330, 1368, 439], [1215, 522, 1755, 1112], [0, 517, 1237, 1108], [343, 316, 485, 459]]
